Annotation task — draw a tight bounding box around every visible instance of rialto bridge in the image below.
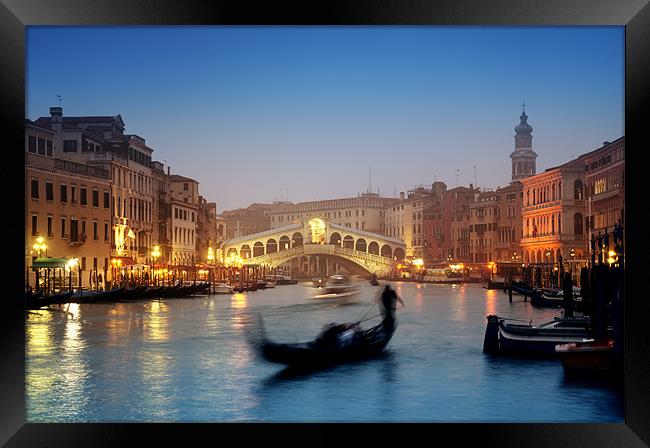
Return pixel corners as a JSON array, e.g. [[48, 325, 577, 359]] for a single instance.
[[221, 218, 406, 277]]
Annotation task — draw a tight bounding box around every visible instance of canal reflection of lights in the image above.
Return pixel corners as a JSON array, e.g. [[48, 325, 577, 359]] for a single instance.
[[231, 293, 248, 309], [26, 311, 54, 357], [485, 289, 497, 316], [145, 301, 169, 342]]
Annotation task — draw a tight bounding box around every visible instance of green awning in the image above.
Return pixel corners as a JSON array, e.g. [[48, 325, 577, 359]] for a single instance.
[[31, 257, 69, 269]]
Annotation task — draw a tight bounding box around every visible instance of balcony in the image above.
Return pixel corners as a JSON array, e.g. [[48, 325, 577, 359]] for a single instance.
[[68, 233, 87, 247]]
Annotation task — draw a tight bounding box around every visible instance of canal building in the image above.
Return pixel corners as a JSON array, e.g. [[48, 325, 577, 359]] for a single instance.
[[269, 191, 398, 236], [520, 157, 588, 264], [33, 107, 158, 267], [581, 137, 625, 247], [167, 174, 200, 265], [25, 119, 113, 283], [220, 203, 273, 240]]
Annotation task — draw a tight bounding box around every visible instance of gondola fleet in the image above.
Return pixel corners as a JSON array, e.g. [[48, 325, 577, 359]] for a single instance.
[[483, 267, 622, 378], [25, 282, 212, 309]]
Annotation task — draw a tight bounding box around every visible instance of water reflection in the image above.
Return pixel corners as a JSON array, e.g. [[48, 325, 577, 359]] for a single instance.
[[25, 283, 622, 422], [230, 293, 248, 309], [144, 301, 169, 342]]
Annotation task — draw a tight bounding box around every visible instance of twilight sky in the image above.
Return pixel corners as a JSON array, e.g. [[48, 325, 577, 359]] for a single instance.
[[26, 26, 624, 212]]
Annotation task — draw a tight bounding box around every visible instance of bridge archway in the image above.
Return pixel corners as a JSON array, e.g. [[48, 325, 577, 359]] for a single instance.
[[240, 244, 251, 259], [292, 232, 303, 247], [279, 235, 290, 251], [394, 247, 405, 261], [330, 232, 342, 246], [355, 238, 367, 252], [253, 242, 264, 257], [368, 241, 379, 255], [267, 238, 278, 254], [227, 248, 238, 259], [343, 235, 354, 249], [381, 244, 392, 258]]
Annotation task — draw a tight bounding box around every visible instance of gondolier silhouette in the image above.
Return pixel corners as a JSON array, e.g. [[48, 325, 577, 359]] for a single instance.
[[380, 284, 404, 331]]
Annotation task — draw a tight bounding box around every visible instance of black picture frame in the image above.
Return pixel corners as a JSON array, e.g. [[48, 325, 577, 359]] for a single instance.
[[3, 0, 649, 446]]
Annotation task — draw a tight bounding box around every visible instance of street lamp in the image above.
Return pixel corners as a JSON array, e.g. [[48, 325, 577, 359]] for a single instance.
[[207, 246, 214, 292], [32, 236, 48, 258], [151, 245, 161, 285]]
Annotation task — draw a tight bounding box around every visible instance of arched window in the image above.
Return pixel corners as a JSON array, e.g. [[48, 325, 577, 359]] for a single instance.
[[329, 232, 342, 246], [368, 241, 379, 255], [355, 238, 367, 252], [343, 235, 354, 249], [292, 232, 303, 247]]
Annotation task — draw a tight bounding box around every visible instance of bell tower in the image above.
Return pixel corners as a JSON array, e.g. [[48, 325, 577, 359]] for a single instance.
[[509, 103, 538, 183]]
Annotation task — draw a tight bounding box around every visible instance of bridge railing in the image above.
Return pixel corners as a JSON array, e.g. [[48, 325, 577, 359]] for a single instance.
[[242, 246, 304, 265], [333, 245, 396, 266]]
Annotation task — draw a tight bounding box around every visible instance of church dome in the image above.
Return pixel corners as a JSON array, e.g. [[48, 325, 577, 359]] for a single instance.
[[515, 111, 533, 135]]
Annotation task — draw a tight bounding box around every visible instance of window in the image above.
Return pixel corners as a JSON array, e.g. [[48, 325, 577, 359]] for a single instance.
[[82, 141, 91, 152], [47, 216, 53, 237], [61, 218, 67, 238], [104, 223, 109, 241], [184, 183, 189, 191], [71, 186, 77, 204], [93, 222, 98, 240], [60, 184, 67, 203], [31, 179, 39, 199], [31, 215, 38, 236], [37, 138, 45, 155], [192, 212, 195, 222], [80, 187, 87, 205], [81, 257, 86, 271], [103, 191, 109, 208], [28, 136, 36, 153], [175, 208, 178, 219], [63, 140, 77, 152], [92, 190, 99, 207], [46, 140, 53, 157], [70, 219, 78, 242], [81, 220, 86, 238], [45, 182, 53, 201]]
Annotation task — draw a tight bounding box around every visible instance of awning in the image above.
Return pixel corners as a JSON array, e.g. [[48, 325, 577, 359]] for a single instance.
[[31, 257, 69, 269], [111, 256, 137, 266]]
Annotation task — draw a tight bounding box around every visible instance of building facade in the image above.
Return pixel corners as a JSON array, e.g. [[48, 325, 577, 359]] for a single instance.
[[220, 203, 273, 240], [25, 120, 113, 280], [167, 175, 199, 265], [582, 137, 625, 244], [520, 158, 588, 264], [269, 192, 397, 235]]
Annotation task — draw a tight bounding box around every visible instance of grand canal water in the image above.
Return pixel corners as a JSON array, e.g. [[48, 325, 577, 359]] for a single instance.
[[25, 281, 623, 422]]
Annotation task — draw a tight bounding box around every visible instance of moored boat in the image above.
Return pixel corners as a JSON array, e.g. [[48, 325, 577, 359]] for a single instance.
[[483, 314, 592, 356], [212, 283, 234, 294], [555, 338, 616, 376], [265, 274, 298, 285]]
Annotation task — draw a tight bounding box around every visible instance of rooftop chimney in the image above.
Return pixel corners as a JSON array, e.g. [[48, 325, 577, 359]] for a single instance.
[[603, 141, 610, 146], [167, 166, 170, 175], [400, 192, 405, 200]]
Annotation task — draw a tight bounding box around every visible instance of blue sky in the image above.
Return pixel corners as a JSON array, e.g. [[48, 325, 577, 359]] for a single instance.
[[26, 26, 624, 212]]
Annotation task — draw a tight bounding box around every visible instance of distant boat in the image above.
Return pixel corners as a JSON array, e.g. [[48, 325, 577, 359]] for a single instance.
[[313, 275, 361, 303], [265, 274, 298, 285]]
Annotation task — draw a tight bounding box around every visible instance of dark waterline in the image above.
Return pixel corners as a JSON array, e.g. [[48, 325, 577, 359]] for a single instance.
[[25, 281, 623, 422]]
